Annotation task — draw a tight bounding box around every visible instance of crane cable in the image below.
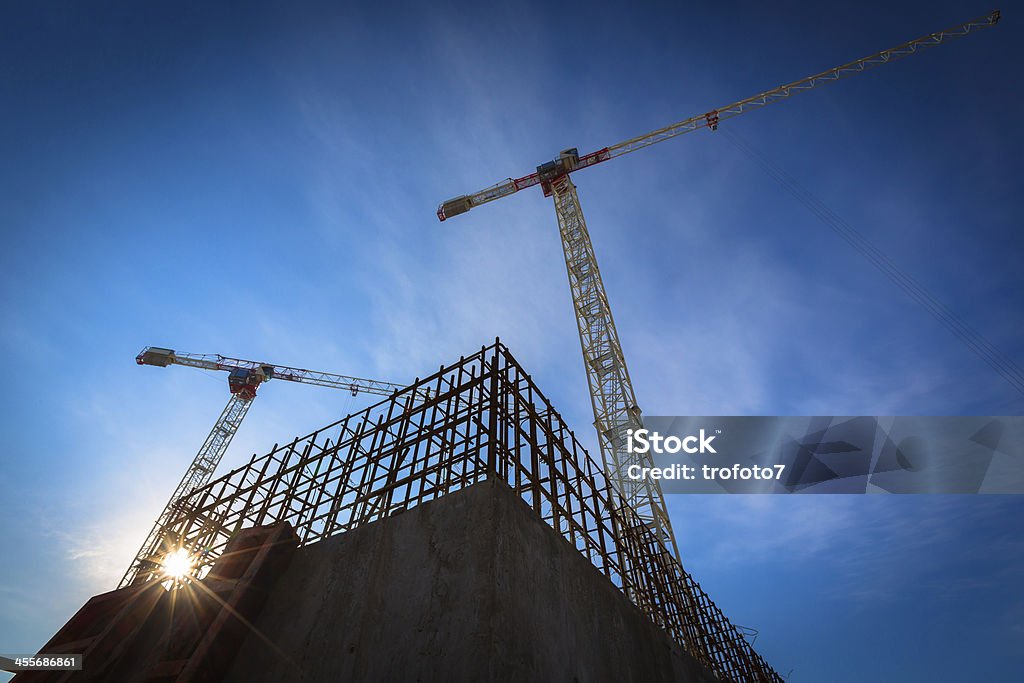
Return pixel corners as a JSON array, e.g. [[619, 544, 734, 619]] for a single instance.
[[721, 127, 1024, 396]]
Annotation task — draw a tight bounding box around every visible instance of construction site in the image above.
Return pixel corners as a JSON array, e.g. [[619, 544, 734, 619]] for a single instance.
[[4, 4, 1017, 683], [15, 342, 779, 681]]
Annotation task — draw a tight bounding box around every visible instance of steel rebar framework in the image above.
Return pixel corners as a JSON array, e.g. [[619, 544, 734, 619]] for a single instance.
[[143, 341, 781, 682]]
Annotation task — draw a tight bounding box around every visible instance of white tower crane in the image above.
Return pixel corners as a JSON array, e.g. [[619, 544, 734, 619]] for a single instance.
[[437, 11, 1000, 560], [121, 346, 426, 587]]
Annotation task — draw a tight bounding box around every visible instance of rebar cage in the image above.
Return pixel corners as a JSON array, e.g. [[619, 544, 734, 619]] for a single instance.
[[135, 340, 781, 682]]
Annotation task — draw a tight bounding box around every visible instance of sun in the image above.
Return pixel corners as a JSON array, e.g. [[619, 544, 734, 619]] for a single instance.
[[162, 547, 193, 581]]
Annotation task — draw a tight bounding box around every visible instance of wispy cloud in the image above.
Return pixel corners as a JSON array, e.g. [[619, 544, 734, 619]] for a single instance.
[[671, 494, 1024, 607]]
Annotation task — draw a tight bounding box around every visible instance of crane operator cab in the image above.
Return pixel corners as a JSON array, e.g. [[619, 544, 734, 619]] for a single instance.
[[538, 148, 580, 196], [228, 367, 270, 401]]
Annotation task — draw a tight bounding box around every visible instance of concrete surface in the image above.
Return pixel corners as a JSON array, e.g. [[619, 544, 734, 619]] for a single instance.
[[223, 478, 719, 682]]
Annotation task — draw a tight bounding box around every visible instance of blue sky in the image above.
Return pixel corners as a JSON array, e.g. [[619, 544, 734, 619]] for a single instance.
[[1, 1, 1021, 680]]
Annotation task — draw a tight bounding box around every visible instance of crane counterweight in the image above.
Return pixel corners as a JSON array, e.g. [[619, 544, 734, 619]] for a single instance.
[[438, 195, 472, 221], [137, 347, 175, 367]]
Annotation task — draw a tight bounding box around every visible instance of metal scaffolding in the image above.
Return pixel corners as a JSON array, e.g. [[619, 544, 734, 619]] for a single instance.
[[146, 341, 781, 682]]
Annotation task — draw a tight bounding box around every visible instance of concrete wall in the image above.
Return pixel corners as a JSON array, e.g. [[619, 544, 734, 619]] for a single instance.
[[224, 478, 719, 682]]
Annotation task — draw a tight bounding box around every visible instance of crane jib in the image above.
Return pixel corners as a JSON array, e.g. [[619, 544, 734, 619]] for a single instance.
[[436, 9, 1000, 221]]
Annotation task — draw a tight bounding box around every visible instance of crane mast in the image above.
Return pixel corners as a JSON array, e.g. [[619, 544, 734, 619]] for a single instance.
[[122, 393, 252, 587], [437, 10, 1000, 563], [121, 347, 418, 587], [553, 175, 678, 556]]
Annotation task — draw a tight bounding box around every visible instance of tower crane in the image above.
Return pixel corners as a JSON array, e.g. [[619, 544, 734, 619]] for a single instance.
[[121, 346, 427, 587], [437, 10, 1000, 560]]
